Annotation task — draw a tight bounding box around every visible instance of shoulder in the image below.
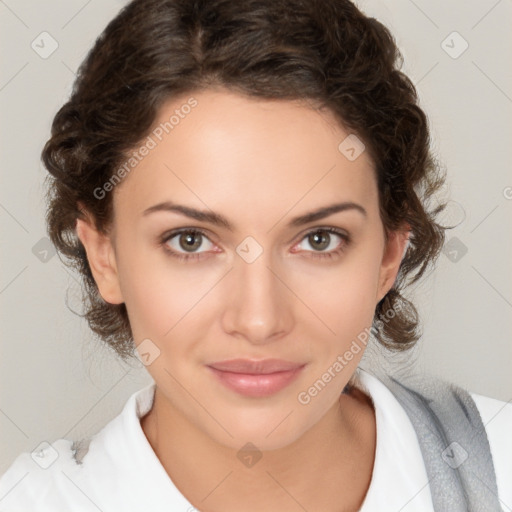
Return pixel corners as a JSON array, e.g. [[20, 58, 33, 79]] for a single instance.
[[471, 390, 512, 437], [1, 429, 121, 511], [470, 390, 512, 430], [0, 384, 155, 511], [0, 438, 92, 511], [470, 390, 512, 507], [354, 369, 512, 508]]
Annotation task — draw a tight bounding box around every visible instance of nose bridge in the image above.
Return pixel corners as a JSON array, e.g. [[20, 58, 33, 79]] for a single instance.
[[222, 239, 291, 343]]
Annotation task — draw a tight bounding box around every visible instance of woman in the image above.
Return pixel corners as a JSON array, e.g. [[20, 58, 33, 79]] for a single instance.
[[0, 0, 510, 510]]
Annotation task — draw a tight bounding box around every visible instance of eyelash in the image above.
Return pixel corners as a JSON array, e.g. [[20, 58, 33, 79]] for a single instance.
[[159, 227, 351, 262]]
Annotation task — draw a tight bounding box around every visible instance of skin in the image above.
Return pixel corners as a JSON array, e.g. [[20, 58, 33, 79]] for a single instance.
[[76, 88, 409, 512]]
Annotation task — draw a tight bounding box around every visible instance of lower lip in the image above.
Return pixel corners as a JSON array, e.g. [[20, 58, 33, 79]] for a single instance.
[[207, 366, 305, 398]]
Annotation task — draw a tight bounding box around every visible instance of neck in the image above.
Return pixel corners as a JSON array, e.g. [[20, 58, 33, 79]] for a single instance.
[[141, 385, 376, 512]]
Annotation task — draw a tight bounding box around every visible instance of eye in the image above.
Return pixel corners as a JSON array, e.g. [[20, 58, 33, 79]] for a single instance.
[[159, 226, 350, 262], [160, 229, 216, 261], [293, 227, 350, 259]]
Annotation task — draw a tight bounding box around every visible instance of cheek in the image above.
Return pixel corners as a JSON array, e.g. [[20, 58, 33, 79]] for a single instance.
[[303, 254, 381, 325], [117, 246, 220, 341], [293, 255, 382, 363]]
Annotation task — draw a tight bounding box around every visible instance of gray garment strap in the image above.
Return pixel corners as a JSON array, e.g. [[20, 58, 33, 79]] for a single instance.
[[71, 438, 91, 465], [376, 372, 502, 511]]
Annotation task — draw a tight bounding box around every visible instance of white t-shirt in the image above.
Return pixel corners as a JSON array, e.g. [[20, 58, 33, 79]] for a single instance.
[[1, 370, 510, 511]]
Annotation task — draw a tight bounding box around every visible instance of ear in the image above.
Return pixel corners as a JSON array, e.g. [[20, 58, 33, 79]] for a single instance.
[[75, 206, 124, 305], [376, 224, 410, 304]]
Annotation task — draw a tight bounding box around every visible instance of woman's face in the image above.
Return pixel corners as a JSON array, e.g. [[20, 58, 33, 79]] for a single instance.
[[78, 88, 407, 450]]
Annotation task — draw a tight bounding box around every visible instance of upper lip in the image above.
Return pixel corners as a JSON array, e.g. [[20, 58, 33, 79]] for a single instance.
[[207, 359, 305, 374]]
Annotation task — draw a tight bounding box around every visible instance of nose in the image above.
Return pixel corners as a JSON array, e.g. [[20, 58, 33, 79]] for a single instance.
[[221, 248, 293, 346]]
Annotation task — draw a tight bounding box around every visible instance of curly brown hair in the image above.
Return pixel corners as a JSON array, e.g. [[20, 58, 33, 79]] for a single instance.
[[42, 0, 448, 361]]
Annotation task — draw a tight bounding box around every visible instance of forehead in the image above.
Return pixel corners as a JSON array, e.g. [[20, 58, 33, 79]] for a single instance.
[[112, 89, 378, 225]]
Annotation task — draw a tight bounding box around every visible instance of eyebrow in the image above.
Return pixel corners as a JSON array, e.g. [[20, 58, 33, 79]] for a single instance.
[[142, 200, 367, 230]]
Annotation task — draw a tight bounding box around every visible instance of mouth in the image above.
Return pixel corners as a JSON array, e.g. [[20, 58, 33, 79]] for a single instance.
[[206, 359, 306, 398]]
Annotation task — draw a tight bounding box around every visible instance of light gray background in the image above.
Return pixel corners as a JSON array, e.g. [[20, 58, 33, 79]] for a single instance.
[[1, 0, 511, 474]]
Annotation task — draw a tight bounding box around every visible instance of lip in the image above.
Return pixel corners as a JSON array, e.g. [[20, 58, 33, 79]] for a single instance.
[[206, 359, 306, 398]]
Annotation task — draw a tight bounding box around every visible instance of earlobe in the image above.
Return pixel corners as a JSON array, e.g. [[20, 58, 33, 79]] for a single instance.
[[376, 226, 410, 303], [75, 214, 124, 305]]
